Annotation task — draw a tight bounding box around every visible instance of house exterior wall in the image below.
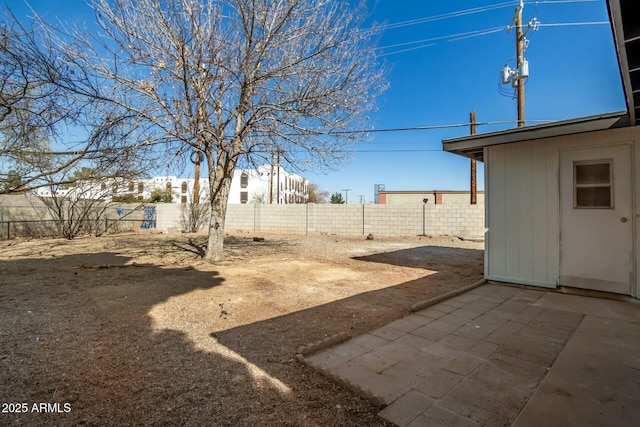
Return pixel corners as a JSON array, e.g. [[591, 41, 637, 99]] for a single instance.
[[484, 125, 639, 296]]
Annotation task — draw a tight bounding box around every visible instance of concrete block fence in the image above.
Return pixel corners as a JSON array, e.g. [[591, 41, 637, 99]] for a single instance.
[[220, 203, 484, 237], [0, 194, 484, 238]]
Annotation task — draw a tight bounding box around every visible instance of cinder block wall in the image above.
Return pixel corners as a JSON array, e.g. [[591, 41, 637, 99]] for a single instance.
[[1, 195, 484, 238], [0, 195, 156, 238], [221, 203, 483, 237], [123, 203, 485, 237], [256, 204, 307, 234], [225, 204, 253, 231], [155, 203, 183, 230], [364, 204, 424, 236], [308, 204, 364, 235]]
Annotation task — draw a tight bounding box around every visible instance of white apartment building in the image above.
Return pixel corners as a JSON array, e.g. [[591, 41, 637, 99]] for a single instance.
[[36, 165, 308, 204], [227, 164, 308, 204]]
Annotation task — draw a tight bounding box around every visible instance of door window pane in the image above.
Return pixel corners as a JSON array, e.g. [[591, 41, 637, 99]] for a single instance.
[[576, 163, 610, 185], [574, 160, 612, 208], [576, 187, 611, 207]]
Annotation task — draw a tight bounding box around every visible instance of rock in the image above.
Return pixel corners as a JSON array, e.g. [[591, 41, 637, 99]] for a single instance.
[[366, 233, 374, 240]]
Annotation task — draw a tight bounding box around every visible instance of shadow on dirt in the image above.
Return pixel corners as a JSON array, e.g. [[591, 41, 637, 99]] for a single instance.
[[0, 241, 482, 426], [0, 248, 389, 426], [353, 246, 484, 270], [171, 237, 207, 257], [212, 246, 484, 412], [0, 252, 233, 426], [167, 234, 298, 261]]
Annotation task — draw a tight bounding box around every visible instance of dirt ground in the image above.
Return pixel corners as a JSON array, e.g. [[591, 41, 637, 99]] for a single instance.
[[0, 230, 483, 426]]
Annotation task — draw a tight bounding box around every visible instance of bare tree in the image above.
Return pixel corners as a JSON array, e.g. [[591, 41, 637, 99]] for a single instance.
[[37, 0, 387, 261], [250, 189, 268, 204], [307, 182, 329, 203], [1, 10, 154, 194], [1, 14, 65, 191], [36, 173, 145, 239], [180, 185, 210, 233]]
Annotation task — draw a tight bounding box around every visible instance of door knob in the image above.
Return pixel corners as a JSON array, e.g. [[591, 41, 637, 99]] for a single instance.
[[621, 217, 628, 223]]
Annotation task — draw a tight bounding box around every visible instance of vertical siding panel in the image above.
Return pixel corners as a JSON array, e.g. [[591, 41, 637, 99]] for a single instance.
[[546, 138, 560, 285], [531, 140, 549, 284], [488, 146, 507, 279], [483, 147, 490, 278], [518, 142, 533, 281], [504, 145, 520, 280]]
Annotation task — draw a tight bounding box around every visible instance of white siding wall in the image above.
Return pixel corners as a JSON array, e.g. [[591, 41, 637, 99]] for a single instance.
[[485, 125, 639, 291]]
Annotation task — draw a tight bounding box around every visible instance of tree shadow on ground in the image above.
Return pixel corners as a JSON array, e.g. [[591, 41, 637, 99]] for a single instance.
[[353, 246, 484, 270], [171, 237, 206, 257], [0, 248, 391, 426], [167, 234, 298, 261], [212, 246, 484, 406], [0, 252, 232, 426]]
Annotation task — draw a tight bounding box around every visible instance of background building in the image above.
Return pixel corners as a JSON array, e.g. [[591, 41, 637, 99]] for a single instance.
[[376, 190, 484, 205], [35, 165, 308, 204], [227, 165, 308, 204]]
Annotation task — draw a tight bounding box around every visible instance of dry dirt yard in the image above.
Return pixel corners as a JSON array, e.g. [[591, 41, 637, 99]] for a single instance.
[[0, 231, 483, 426]]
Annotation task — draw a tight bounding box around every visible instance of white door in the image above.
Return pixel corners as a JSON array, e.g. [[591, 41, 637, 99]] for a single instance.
[[560, 144, 633, 295]]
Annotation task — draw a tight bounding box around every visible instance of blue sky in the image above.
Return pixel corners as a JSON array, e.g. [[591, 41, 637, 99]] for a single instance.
[[7, 0, 625, 202], [308, 0, 623, 202]]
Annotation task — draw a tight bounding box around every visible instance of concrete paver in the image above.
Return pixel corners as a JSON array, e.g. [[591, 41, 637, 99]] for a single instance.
[[514, 304, 640, 427], [378, 390, 434, 427], [303, 284, 640, 426]]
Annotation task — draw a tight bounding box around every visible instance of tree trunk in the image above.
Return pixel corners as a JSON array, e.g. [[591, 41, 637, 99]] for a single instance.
[[204, 172, 231, 262], [205, 207, 225, 262]]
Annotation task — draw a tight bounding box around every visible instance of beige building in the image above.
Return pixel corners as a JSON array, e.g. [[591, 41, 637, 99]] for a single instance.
[[377, 190, 484, 205]]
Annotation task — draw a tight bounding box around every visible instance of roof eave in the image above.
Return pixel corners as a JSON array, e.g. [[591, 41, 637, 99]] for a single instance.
[[607, 0, 636, 126], [442, 111, 629, 161]]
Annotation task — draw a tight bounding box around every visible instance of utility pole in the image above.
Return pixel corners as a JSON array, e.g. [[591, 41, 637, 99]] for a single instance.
[[276, 152, 281, 204], [192, 150, 201, 204], [342, 189, 351, 204], [515, 1, 525, 128], [192, 74, 207, 205], [269, 152, 274, 204], [502, 1, 535, 128], [470, 111, 477, 205]]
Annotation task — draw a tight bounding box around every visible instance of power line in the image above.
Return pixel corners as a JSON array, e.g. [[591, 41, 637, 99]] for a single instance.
[[317, 119, 553, 135], [377, 21, 607, 57], [378, 27, 505, 53], [368, 0, 604, 56], [538, 22, 609, 27], [5, 120, 555, 157], [363, 0, 600, 35], [366, 2, 517, 33], [527, 0, 599, 4], [354, 149, 443, 153]]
